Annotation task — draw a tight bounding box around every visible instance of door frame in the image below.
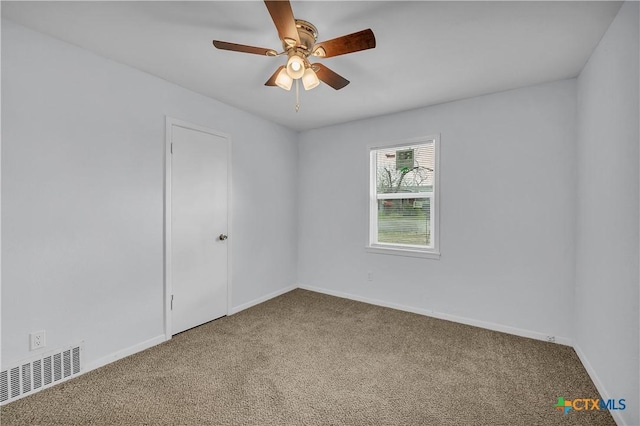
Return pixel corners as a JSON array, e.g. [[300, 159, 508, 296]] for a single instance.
[[164, 116, 232, 340]]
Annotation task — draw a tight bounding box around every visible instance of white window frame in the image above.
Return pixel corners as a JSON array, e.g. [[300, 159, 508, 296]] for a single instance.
[[366, 135, 440, 259]]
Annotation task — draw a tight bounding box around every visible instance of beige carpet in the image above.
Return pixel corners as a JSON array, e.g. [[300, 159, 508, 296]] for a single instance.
[[1, 289, 615, 425]]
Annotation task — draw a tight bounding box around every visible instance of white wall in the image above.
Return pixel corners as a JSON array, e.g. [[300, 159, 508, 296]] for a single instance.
[[298, 79, 577, 342], [1, 19, 298, 369], [574, 2, 639, 425]]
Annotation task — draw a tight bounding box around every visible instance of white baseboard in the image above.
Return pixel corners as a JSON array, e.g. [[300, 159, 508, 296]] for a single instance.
[[69, 285, 298, 377], [573, 344, 627, 426], [84, 334, 166, 374], [5, 334, 167, 404], [229, 284, 297, 315], [298, 284, 573, 346]]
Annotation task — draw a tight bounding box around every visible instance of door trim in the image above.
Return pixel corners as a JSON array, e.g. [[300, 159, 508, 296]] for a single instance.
[[164, 117, 232, 340]]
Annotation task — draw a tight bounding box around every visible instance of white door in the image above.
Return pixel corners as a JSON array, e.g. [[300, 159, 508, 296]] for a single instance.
[[170, 123, 229, 335]]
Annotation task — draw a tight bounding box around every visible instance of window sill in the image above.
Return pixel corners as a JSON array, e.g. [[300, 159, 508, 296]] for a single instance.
[[365, 245, 441, 259]]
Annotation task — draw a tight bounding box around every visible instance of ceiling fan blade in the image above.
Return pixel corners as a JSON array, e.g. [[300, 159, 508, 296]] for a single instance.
[[312, 29, 376, 58], [312, 63, 350, 90], [213, 40, 277, 56], [265, 65, 285, 86], [264, 1, 300, 47]]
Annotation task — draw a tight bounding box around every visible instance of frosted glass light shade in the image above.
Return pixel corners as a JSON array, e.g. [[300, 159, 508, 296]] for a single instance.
[[286, 55, 305, 79], [275, 68, 293, 91], [302, 68, 320, 90]]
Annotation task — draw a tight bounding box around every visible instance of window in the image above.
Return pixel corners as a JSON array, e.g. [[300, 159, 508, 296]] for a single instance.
[[368, 136, 440, 258]]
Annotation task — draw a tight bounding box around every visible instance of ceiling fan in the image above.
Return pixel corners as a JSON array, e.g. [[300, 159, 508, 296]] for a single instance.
[[212, 0, 376, 106]]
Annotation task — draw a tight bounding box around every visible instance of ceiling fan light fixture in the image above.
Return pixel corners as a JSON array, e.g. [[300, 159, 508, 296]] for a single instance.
[[275, 68, 293, 90], [302, 67, 320, 90], [213, 1, 377, 100], [286, 55, 305, 79]]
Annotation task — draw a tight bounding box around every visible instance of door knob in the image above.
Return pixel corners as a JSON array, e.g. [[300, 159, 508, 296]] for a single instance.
[[219, 234, 228, 241]]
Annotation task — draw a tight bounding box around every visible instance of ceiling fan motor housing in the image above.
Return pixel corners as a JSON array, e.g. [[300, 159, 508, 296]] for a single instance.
[[283, 19, 318, 54]]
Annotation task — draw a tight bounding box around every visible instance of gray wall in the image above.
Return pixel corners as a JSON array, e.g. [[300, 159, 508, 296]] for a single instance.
[[575, 2, 639, 425], [298, 79, 578, 342], [1, 19, 299, 368]]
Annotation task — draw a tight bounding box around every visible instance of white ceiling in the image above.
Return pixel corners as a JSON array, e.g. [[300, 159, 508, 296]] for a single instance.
[[2, 1, 622, 131]]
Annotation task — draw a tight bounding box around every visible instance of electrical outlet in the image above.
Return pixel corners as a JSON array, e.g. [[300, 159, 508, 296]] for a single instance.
[[546, 335, 556, 343], [367, 272, 373, 282], [30, 330, 46, 350]]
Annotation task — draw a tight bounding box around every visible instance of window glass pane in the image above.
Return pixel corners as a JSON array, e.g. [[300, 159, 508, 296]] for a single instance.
[[377, 197, 431, 246], [376, 143, 434, 194]]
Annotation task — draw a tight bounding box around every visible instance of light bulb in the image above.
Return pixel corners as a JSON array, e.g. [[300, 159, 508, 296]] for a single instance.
[[275, 68, 293, 91], [286, 55, 305, 80], [302, 68, 320, 90]]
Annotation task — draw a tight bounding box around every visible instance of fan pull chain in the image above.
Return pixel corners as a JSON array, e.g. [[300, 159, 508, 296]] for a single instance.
[[295, 79, 300, 112]]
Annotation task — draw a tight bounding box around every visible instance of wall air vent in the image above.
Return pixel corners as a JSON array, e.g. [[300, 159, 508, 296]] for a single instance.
[[0, 343, 83, 405]]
